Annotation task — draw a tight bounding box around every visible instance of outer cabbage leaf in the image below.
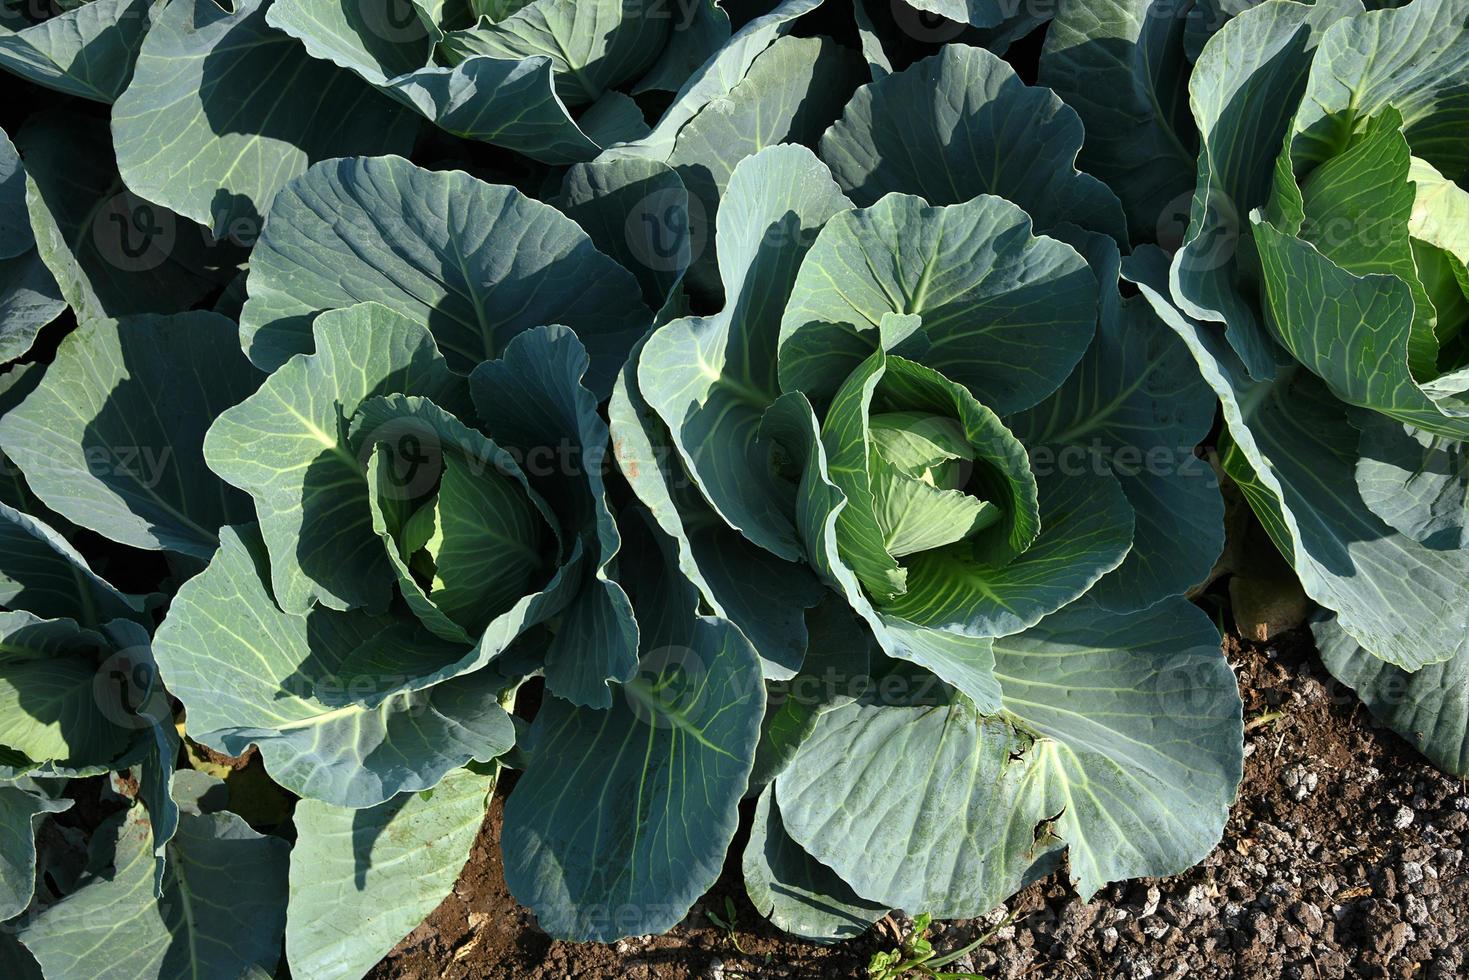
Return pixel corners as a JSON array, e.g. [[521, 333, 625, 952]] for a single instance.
[[112, 0, 420, 236], [555, 158, 690, 311], [0, 933, 40, 980], [854, 0, 1051, 68], [18, 110, 239, 323], [1354, 414, 1469, 550], [1169, 0, 1361, 378], [776, 699, 1059, 917], [0, 362, 40, 512], [152, 525, 517, 809], [0, 255, 62, 367], [639, 144, 851, 561], [901, 0, 1015, 26], [286, 767, 496, 979], [0, 501, 140, 626], [102, 617, 181, 895], [268, 0, 649, 161], [20, 806, 289, 980], [609, 336, 825, 681], [1129, 245, 1469, 671], [269, 0, 812, 162], [0, 779, 70, 920], [990, 597, 1242, 896], [744, 596, 873, 792], [775, 596, 1240, 913], [1009, 229, 1223, 611], [501, 618, 763, 940], [666, 34, 862, 297], [821, 44, 1127, 244], [0, 127, 62, 365], [0, 613, 133, 774], [1315, 613, 1468, 777], [438, 0, 671, 107], [607, 0, 826, 163], [1038, 0, 1198, 240], [850, 0, 892, 80], [238, 155, 650, 390], [1182, 0, 1276, 60], [742, 786, 886, 944], [0, 0, 154, 102], [629, 0, 729, 94], [0, 126, 21, 261], [0, 313, 262, 558]]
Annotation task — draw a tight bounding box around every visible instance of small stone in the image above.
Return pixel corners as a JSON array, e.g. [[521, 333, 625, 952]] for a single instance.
[[1182, 885, 1212, 917], [1141, 917, 1171, 940], [1059, 901, 1100, 938], [1291, 901, 1325, 934], [1374, 920, 1411, 959], [1401, 861, 1425, 887], [1138, 884, 1162, 918], [1282, 764, 1319, 801], [1392, 805, 1415, 830], [1297, 677, 1325, 702], [1249, 910, 1278, 946], [1405, 893, 1430, 925], [1121, 956, 1154, 980], [1100, 926, 1119, 953]]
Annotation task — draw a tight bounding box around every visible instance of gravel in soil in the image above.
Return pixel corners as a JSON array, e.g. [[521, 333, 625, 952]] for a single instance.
[[368, 629, 1469, 980]]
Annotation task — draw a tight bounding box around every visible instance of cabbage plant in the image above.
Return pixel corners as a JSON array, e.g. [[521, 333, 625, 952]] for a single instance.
[[618, 44, 1242, 939], [1123, 0, 1469, 776]]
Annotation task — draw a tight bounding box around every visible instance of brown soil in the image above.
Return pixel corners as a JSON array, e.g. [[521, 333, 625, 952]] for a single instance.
[[368, 629, 1469, 980]]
